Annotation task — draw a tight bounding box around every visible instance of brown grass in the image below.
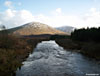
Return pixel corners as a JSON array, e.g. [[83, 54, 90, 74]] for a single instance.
[[0, 34, 49, 76], [55, 38, 100, 59]]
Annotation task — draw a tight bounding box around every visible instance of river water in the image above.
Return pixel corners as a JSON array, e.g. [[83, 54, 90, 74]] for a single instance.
[[16, 41, 100, 76]]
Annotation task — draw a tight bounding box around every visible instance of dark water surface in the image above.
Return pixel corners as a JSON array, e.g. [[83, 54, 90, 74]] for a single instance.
[[16, 41, 100, 76]]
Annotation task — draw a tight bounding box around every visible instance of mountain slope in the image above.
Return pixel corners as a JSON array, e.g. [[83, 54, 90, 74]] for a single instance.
[[9, 22, 67, 35], [56, 26, 75, 34]]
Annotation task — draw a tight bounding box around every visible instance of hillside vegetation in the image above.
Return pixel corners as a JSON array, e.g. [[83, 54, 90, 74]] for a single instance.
[[71, 27, 100, 59], [0, 30, 49, 76], [71, 27, 100, 42]]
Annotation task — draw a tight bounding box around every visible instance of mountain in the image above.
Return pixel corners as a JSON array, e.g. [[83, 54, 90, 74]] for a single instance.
[[56, 26, 75, 34], [9, 22, 67, 36]]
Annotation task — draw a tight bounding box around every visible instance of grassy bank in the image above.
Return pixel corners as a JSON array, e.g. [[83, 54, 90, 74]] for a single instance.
[[55, 39, 100, 60], [0, 35, 49, 76], [50, 35, 81, 50], [81, 42, 100, 60], [50, 35, 100, 60], [55, 39, 81, 50]]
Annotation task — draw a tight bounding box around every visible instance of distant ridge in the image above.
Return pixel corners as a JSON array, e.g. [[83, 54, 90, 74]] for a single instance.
[[8, 22, 68, 36], [56, 26, 75, 34]]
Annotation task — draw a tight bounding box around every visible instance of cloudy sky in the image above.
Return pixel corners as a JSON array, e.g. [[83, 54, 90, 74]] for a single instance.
[[0, 0, 100, 28]]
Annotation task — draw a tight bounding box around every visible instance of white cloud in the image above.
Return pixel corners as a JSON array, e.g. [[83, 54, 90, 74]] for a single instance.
[[35, 7, 100, 28], [0, 7, 100, 28], [4, 1, 12, 8], [56, 8, 62, 14], [51, 8, 62, 16], [83, 7, 100, 27], [90, 8, 97, 12], [0, 9, 34, 28]]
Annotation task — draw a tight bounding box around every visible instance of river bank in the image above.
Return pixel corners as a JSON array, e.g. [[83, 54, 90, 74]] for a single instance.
[[0, 35, 49, 76], [55, 38, 100, 60]]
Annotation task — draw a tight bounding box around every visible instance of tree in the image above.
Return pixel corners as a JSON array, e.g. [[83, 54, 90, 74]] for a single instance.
[[71, 27, 100, 42]]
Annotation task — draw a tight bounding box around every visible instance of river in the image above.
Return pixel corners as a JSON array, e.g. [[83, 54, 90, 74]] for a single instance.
[[16, 40, 100, 76]]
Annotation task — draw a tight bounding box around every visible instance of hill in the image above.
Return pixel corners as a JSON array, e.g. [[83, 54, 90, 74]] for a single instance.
[[8, 22, 67, 36], [56, 26, 75, 34]]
